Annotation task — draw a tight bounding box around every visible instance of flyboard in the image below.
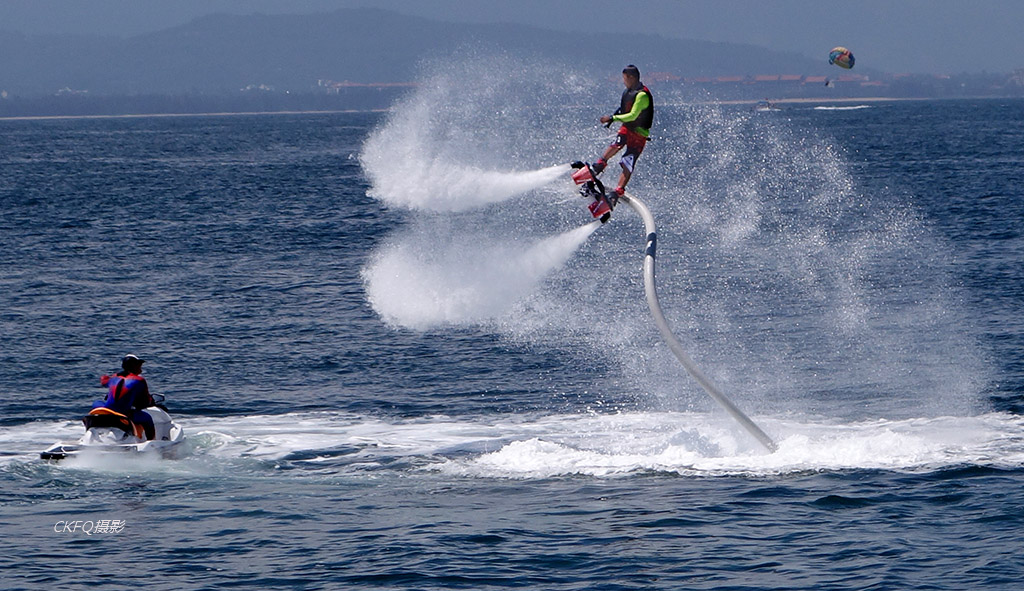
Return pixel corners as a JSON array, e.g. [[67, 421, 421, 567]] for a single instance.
[[570, 161, 616, 223], [566, 163, 777, 452]]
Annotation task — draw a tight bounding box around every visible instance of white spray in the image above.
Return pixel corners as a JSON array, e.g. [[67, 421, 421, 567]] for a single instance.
[[358, 58, 604, 330], [364, 221, 600, 330], [358, 58, 592, 212]]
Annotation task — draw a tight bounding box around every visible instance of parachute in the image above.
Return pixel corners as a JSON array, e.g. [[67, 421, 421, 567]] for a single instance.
[[829, 47, 855, 69]]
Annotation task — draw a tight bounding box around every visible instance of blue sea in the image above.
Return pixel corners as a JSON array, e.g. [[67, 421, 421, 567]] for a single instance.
[[2, 69, 1023, 590]]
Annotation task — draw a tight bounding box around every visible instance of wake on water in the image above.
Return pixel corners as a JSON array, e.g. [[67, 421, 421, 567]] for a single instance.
[[813, 105, 873, 111], [10, 411, 1024, 478]]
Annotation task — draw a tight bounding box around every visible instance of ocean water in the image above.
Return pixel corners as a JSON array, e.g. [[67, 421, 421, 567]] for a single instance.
[[2, 79, 1023, 589]]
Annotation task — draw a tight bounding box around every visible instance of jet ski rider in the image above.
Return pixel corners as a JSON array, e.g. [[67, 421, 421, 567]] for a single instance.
[[594, 64, 653, 202], [94, 354, 156, 440]]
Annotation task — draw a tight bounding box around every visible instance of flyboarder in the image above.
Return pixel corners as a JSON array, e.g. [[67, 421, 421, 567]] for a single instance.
[[571, 65, 654, 221], [595, 64, 654, 202]]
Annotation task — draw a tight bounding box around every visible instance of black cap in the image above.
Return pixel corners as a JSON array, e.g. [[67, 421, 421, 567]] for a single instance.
[[121, 354, 145, 369]]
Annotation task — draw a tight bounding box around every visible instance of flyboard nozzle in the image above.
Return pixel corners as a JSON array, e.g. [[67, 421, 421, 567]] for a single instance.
[[571, 165, 595, 185]]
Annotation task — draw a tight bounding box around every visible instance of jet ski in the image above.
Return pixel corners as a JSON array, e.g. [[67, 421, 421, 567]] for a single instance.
[[40, 395, 185, 461]]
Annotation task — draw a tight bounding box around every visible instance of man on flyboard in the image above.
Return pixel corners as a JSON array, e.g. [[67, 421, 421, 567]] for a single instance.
[[572, 64, 654, 222]]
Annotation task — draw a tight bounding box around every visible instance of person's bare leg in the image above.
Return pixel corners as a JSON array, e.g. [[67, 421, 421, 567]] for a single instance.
[[598, 144, 622, 170], [616, 166, 631, 192]]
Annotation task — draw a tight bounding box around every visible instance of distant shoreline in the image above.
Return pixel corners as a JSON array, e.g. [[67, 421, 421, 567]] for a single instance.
[[705, 95, 1019, 106], [0, 108, 388, 122], [0, 95, 1018, 122], [716, 96, 919, 105]]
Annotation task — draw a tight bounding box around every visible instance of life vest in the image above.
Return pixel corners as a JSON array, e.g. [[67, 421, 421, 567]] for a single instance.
[[101, 373, 150, 414], [616, 84, 654, 133]]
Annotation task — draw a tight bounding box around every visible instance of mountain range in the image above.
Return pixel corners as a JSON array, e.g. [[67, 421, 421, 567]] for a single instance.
[[0, 8, 835, 97]]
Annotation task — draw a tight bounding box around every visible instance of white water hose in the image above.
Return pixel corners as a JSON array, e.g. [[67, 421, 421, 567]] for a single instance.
[[619, 193, 777, 452]]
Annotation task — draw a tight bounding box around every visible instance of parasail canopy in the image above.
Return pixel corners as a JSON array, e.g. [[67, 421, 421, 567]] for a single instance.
[[829, 47, 855, 69]]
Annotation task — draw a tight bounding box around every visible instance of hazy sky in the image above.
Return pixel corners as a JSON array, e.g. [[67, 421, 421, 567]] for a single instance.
[[1, 0, 1021, 74]]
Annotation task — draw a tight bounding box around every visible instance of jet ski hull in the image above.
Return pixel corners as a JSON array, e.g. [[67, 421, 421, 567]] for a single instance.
[[39, 436, 185, 461], [40, 407, 185, 461]]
